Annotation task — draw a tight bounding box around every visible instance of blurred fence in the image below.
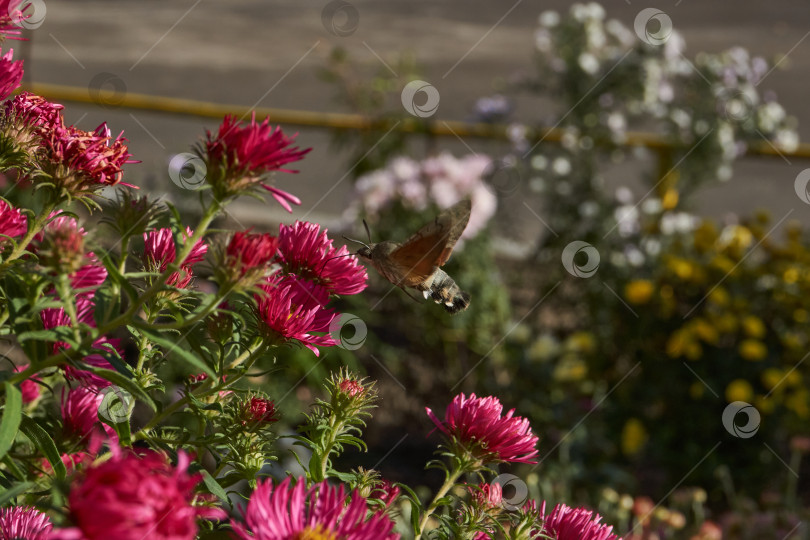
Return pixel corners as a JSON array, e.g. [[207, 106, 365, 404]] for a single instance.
[[20, 82, 810, 183]]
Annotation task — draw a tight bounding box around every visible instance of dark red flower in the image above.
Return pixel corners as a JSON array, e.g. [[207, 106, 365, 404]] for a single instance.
[[240, 396, 279, 426], [225, 230, 278, 276], [0, 198, 26, 240], [201, 114, 310, 208]]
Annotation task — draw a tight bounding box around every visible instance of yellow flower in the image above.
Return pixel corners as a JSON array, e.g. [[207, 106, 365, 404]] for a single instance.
[[793, 309, 808, 323], [566, 331, 596, 354], [552, 355, 587, 382], [741, 316, 766, 339], [754, 396, 775, 415], [666, 330, 689, 358], [708, 287, 730, 307], [692, 318, 719, 345], [528, 334, 560, 362], [783, 266, 799, 284], [761, 368, 783, 390], [624, 280, 654, 305], [668, 258, 694, 281], [621, 418, 648, 456], [685, 341, 703, 360], [715, 313, 738, 333], [689, 381, 705, 399], [662, 188, 679, 210], [786, 370, 802, 387], [738, 339, 768, 361], [725, 379, 753, 403]]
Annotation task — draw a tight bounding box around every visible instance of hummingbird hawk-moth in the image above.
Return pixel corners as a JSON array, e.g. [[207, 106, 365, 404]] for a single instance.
[[350, 199, 472, 314]]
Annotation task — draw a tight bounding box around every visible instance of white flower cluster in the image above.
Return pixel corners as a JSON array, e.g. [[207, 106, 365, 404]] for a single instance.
[[347, 152, 498, 240]]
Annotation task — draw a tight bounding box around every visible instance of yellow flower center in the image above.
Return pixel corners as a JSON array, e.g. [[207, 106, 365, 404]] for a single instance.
[[294, 525, 338, 540]]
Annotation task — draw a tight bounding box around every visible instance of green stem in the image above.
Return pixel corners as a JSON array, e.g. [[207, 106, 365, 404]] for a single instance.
[[0, 201, 58, 270], [415, 466, 465, 539], [137, 340, 265, 434]]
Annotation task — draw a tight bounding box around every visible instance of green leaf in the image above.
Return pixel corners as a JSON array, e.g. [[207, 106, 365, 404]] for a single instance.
[[97, 250, 138, 305], [199, 469, 231, 507], [19, 415, 66, 480], [82, 366, 156, 412], [0, 481, 34, 505], [134, 326, 215, 378], [0, 382, 22, 460]]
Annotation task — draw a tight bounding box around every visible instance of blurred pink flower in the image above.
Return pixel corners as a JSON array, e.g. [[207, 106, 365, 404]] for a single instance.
[[0, 198, 26, 239], [41, 121, 136, 193], [277, 220, 367, 295], [60, 386, 116, 443], [71, 259, 107, 294], [0, 506, 52, 540], [202, 114, 310, 208], [15, 364, 39, 403], [470, 482, 503, 510], [255, 274, 336, 356], [350, 152, 497, 242], [0, 48, 22, 100], [0, 0, 27, 41], [426, 393, 539, 464], [541, 502, 620, 540], [225, 230, 278, 276], [54, 450, 224, 540], [232, 477, 398, 540]]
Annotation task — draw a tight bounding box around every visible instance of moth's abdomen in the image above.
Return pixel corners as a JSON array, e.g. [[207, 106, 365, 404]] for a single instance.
[[422, 269, 470, 314]]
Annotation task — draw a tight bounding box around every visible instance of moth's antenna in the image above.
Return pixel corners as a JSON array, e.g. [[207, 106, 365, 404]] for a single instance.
[[342, 235, 370, 250], [318, 252, 359, 275], [362, 219, 372, 243]]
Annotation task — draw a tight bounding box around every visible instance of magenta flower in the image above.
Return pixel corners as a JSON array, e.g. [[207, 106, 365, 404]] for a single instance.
[[540, 502, 621, 540], [225, 230, 278, 276], [41, 121, 136, 195], [255, 274, 336, 356], [0, 48, 22, 100], [60, 386, 116, 443], [71, 259, 107, 294], [40, 298, 118, 387], [0, 198, 26, 240], [54, 450, 224, 540], [143, 227, 207, 270], [4, 92, 63, 130], [0, 506, 52, 540], [201, 114, 310, 206], [15, 365, 39, 403], [277, 221, 368, 295], [0, 0, 26, 41], [232, 477, 399, 540], [426, 393, 539, 465], [470, 482, 503, 510]]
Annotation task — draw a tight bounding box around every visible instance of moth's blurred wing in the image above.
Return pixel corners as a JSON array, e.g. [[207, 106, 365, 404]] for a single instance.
[[389, 199, 472, 286]]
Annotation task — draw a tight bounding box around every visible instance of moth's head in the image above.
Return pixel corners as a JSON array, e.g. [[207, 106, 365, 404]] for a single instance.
[[355, 244, 372, 260], [344, 235, 373, 261]]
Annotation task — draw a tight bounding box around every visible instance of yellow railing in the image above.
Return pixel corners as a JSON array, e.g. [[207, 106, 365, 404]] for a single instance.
[[19, 82, 810, 160]]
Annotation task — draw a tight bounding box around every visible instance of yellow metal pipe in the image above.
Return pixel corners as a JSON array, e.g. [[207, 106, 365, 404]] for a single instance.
[[19, 82, 810, 160]]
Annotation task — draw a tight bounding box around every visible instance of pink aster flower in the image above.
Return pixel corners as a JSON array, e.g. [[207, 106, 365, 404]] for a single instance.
[[40, 298, 118, 387], [60, 386, 117, 443], [15, 364, 40, 403], [0, 506, 52, 540], [470, 482, 503, 510], [42, 451, 95, 476], [255, 274, 336, 356], [41, 121, 136, 195], [201, 114, 310, 205], [0, 0, 26, 42], [143, 227, 207, 270], [0, 48, 22, 100], [232, 477, 399, 540], [277, 221, 367, 295], [4, 92, 63, 130], [225, 229, 278, 276], [0, 198, 26, 240], [71, 259, 107, 294], [53, 450, 224, 540], [426, 393, 539, 465], [540, 502, 621, 540]]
